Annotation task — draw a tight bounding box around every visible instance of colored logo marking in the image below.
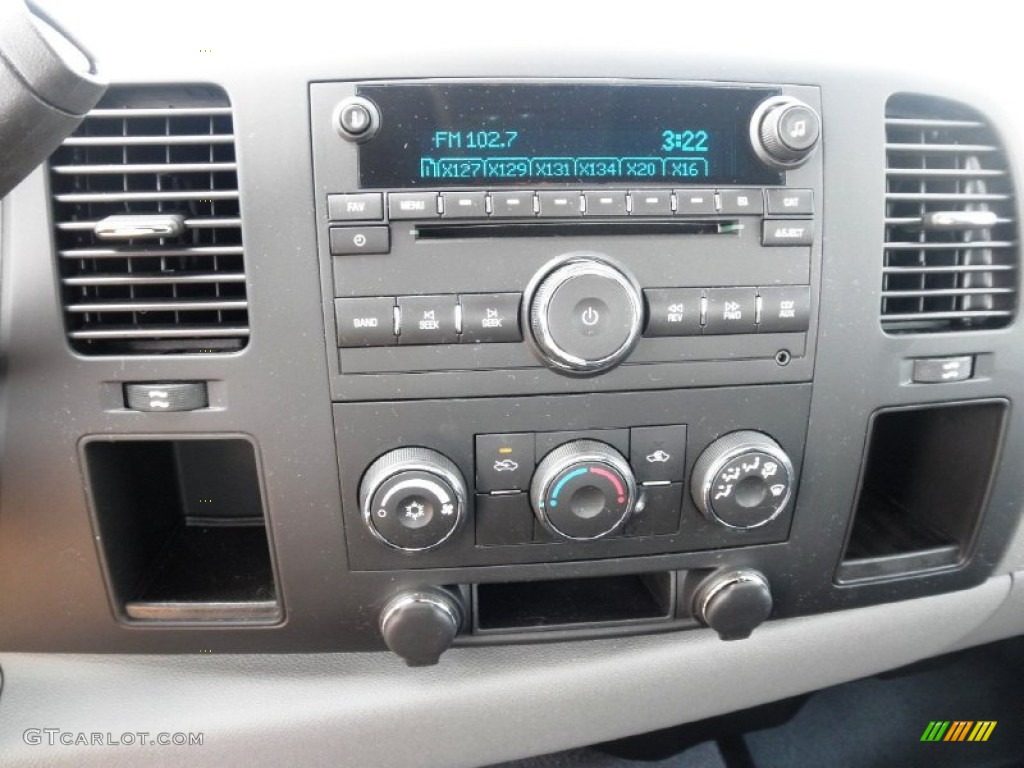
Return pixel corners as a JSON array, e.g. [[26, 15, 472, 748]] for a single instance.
[[920, 721, 997, 742]]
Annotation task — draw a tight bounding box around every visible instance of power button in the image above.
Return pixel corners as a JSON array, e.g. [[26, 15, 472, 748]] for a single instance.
[[528, 256, 644, 374]]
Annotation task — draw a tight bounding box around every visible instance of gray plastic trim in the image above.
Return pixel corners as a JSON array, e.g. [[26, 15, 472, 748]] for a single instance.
[[0, 576, 1010, 768]]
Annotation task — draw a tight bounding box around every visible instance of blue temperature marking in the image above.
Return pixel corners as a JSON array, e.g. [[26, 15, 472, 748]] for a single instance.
[[550, 467, 588, 507]]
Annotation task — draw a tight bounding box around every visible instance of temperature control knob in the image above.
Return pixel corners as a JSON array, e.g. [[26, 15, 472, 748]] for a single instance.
[[750, 96, 821, 169], [526, 254, 644, 375], [691, 431, 794, 529], [530, 440, 638, 540], [359, 448, 467, 551]]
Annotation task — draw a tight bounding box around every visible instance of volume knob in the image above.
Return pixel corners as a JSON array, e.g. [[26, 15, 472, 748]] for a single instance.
[[750, 96, 821, 170], [526, 254, 644, 375]]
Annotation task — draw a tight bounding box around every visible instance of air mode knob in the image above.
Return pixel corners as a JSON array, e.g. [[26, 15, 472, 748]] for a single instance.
[[691, 431, 794, 529], [530, 440, 638, 540], [750, 96, 821, 169], [359, 447, 467, 551], [525, 254, 644, 375]]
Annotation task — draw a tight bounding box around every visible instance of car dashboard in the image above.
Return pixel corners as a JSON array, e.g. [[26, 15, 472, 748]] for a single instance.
[[1, 3, 1023, 766]]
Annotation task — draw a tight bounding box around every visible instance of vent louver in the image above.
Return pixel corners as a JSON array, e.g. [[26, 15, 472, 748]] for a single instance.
[[883, 94, 1018, 333], [48, 85, 248, 354]]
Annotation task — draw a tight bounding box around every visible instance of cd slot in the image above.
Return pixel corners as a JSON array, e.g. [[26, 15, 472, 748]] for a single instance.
[[415, 220, 738, 240]]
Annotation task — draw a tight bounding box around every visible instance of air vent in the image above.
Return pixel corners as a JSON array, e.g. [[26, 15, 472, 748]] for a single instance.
[[48, 85, 248, 354], [883, 94, 1018, 333]]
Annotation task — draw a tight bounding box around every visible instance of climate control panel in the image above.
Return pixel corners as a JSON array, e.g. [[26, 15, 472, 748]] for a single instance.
[[335, 385, 809, 571]]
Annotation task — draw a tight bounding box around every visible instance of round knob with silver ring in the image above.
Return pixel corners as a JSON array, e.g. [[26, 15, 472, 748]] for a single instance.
[[359, 447, 467, 552], [525, 254, 644, 375], [691, 430, 794, 530], [530, 439, 638, 540], [750, 96, 821, 169], [693, 569, 773, 641], [332, 95, 380, 142], [379, 588, 464, 666]]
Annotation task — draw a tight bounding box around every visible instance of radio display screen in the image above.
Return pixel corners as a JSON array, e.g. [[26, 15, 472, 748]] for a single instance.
[[356, 83, 784, 188]]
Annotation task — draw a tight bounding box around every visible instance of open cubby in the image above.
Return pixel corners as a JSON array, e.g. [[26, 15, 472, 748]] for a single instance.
[[474, 573, 674, 632], [84, 437, 280, 622], [837, 400, 1008, 583]]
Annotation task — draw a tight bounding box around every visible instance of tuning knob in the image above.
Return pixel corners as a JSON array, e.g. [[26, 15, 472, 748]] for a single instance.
[[693, 569, 773, 640], [525, 254, 643, 375], [750, 96, 821, 169], [691, 431, 794, 529], [530, 440, 638, 540], [359, 448, 467, 551], [380, 588, 464, 666]]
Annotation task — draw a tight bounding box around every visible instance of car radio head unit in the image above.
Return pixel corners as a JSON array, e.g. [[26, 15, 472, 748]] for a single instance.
[[310, 79, 823, 400]]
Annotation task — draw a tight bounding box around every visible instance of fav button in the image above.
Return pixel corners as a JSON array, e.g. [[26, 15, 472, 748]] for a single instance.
[[328, 193, 384, 221], [476, 433, 536, 492], [460, 293, 522, 343]]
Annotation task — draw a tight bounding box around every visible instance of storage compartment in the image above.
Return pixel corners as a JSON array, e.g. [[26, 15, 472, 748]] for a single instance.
[[837, 400, 1008, 583], [474, 572, 673, 632], [83, 437, 280, 622]]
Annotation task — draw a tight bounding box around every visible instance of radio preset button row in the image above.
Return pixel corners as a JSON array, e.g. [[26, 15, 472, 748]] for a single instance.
[[375, 189, 813, 221], [643, 285, 810, 338], [336, 293, 523, 347]]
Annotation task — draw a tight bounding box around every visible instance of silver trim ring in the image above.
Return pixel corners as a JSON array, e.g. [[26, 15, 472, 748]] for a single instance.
[[359, 448, 467, 552], [695, 569, 770, 621], [749, 95, 819, 170], [531, 439, 638, 540], [526, 255, 644, 374], [379, 591, 462, 636], [693, 431, 795, 531]]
